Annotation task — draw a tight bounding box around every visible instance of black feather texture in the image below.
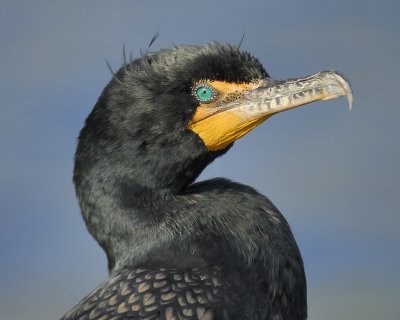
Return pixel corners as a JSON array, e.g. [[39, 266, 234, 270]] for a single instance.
[[65, 43, 306, 320]]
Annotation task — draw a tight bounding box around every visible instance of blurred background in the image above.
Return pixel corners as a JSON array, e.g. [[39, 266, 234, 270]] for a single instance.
[[1, 1, 399, 319]]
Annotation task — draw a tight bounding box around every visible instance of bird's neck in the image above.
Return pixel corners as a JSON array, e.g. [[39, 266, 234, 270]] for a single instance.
[[73, 166, 169, 270], [73, 141, 217, 270]]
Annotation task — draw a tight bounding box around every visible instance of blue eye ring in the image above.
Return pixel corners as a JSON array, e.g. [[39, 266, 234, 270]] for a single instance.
[[193, 83, 217, 103]]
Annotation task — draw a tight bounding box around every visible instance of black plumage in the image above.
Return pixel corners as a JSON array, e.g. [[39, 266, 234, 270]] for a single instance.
[[62, 42, 352, 320]]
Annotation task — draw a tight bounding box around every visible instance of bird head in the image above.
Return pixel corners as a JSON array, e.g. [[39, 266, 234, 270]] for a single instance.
[[74, 42, 352, 193]]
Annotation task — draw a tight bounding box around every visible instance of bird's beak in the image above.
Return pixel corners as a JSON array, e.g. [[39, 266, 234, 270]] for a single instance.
[[188, 70, 352, 151]]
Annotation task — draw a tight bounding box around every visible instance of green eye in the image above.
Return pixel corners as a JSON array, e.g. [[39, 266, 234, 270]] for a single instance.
[[195, 84, 215, 102]]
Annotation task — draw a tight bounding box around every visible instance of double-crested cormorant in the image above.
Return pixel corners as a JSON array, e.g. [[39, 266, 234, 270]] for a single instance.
[[61, 42, 352, 320]]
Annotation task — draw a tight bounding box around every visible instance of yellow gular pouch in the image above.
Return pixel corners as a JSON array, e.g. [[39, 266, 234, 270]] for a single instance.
[[188, 110, 271, 151]]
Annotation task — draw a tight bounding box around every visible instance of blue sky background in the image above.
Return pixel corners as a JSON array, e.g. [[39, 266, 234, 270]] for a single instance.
[[0, 1, 399, 319]]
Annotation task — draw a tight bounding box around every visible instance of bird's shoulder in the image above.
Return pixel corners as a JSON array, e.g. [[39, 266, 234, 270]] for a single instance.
[[179, 178, 285, 226]]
